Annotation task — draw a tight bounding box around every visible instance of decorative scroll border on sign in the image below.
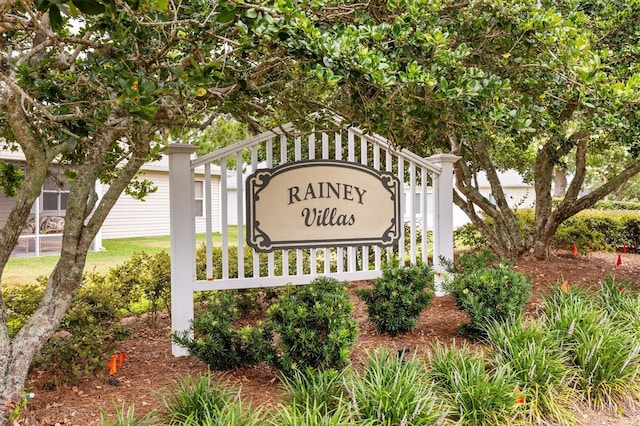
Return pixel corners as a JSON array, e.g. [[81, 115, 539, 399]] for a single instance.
[[246, 160, 401, 252]]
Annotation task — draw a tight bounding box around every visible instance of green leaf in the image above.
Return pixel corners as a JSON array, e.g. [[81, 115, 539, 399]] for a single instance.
[[216, 9, 236, 23], [48, 4, 63, 30], [34, 0, 50, 12], [72, 0, 105, 15], [68, 1, 78, 17]]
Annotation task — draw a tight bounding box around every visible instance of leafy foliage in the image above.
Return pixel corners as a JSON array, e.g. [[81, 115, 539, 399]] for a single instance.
[[356, 259, 435, 335], [32, 278, 130, 386], [172, 291, 270, 371], [266, 277, 358, 376], [267, 0, 640, 258], [107, 251, 172, 320], [4, 283, 45, 338], [456, 208, 640, 253], [445, 252, 532, 338], [0, 161, 24, 197]]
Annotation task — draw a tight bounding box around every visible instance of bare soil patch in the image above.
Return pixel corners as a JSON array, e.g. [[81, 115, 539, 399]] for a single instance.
[[21, 251, 640, 425]]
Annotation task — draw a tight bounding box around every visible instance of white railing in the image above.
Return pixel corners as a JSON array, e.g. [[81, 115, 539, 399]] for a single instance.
[[167, 122, 459, 356]]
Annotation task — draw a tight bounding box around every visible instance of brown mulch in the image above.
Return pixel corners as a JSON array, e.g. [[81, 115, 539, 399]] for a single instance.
[[21, 251, 640, 425]]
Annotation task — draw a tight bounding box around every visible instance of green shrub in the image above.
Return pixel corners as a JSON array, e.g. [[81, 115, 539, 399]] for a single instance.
[[144, 251, 172, 319], [453, 223, 486, 249], [356, 259, 435, 335], [172, 291, 269, 370], [7, 251, 171, 387], [4, 282, 45, 338], [266, 276, 358, 376], [445, 254, 531, 339], [32, 278, 130, 386], [450, 249, 498, 274], [554, 198, 640, 211], [107, 251, 172, 319], [455, 207, 640, 253], [345, 348, 448, 425], [428, 342, 524, 425]]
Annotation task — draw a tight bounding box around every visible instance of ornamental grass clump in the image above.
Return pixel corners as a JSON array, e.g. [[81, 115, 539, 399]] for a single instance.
[[541, 284, 640, 412], [345, 348, 448, 425], [356, 259, 435, 335], [268, 400, 356, 426], [100, 403, 158, 426], [159, 373, 265, 425], [172, 401, 264, 426], [427, 342, 524, 425], [280, 367, 347, 416], [484, 318, 577, 425], [597, 275, 640, 336]]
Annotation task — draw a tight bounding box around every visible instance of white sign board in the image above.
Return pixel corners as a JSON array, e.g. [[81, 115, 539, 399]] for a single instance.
[[246, 160, 401, 252]]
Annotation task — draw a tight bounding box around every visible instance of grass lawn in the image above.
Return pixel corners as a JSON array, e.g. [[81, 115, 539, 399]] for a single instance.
[[2, 228, 238, 287]]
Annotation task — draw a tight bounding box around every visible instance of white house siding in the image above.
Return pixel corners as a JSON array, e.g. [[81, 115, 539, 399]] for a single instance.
[[100, 170, 221, 239], [100, 170, 172, 239]]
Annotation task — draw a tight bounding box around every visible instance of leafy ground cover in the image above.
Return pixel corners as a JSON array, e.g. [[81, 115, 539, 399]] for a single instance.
[[19, 250, 640, 425]]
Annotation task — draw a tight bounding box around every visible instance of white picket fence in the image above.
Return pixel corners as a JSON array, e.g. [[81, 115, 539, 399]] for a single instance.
[[167, 121, 459, 355]]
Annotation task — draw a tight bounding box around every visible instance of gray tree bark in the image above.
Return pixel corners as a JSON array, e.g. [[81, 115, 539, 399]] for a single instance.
[[0, 111, 152, 423]]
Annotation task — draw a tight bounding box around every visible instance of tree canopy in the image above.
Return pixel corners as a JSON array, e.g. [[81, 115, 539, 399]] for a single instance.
[[1, 0, 639, 416], [0, 0, 313, 418], [265, 0, 640, 258]]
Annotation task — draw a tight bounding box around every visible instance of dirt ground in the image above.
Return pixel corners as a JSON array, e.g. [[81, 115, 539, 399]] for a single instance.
[[20, 250, 640, 425]]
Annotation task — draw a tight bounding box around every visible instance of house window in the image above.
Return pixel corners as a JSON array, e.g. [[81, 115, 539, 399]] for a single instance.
[[194, 181, 204, 217], [41, 169, 71, 215]]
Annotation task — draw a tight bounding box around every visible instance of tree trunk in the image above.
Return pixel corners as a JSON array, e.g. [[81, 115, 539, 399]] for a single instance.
[[0, 127, 151, 423], [553, 167, 568, 198], [450, 134, 528, 257], [532, 137, 640, 260]]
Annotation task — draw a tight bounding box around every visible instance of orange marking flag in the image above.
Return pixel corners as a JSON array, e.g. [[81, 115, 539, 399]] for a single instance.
[[118, 352, 129, 369], [571, 244, 578, 256], [108, 354, 118, 376], [108, 351, 129, 375]]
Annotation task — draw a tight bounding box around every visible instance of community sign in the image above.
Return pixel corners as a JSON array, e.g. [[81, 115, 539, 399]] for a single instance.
[[246, 160, 401, 252]]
